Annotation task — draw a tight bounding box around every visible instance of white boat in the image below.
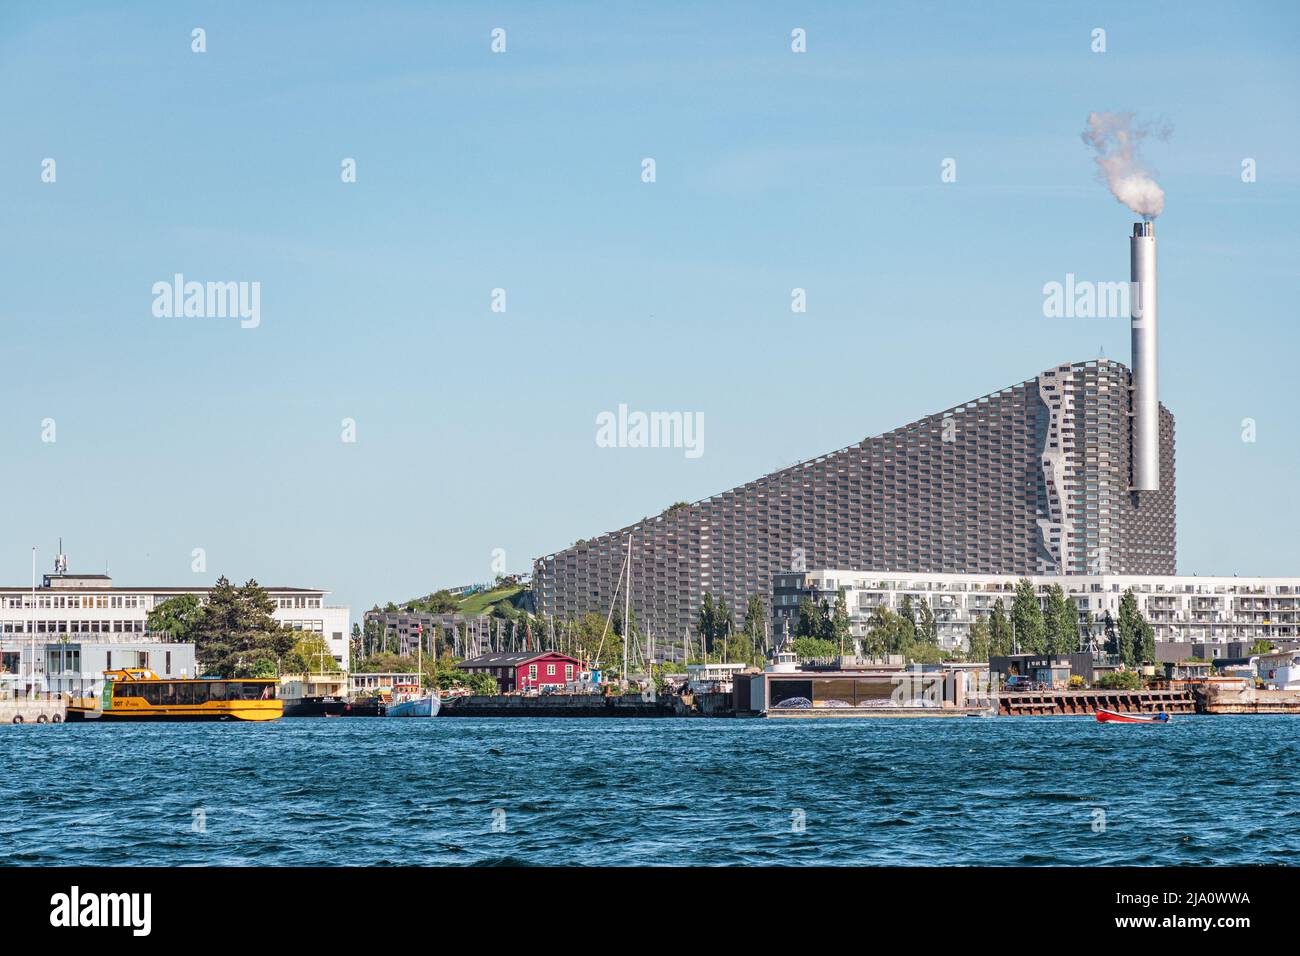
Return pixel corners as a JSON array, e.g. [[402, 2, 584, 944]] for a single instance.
[[385, 631, 440, 717], [385, 682, 441, 718]]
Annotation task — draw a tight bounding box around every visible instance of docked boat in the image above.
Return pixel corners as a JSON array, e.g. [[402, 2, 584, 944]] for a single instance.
[[340, 697, 385, 717], [279, 673, 350, 718], [66, 668, 282, 722], [1095, 707, 1170, 724], [384, 682, 440, 718]]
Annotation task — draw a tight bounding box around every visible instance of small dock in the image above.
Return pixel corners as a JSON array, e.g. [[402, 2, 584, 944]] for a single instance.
[[998, 689, 1194, 717]]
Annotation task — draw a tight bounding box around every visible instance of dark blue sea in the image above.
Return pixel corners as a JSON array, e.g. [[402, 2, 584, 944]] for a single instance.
[[4, 716, 1296, 866]]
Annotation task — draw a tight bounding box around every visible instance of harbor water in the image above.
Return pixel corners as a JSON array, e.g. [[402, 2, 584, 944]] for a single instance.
[[3, 716, 1296, 866]]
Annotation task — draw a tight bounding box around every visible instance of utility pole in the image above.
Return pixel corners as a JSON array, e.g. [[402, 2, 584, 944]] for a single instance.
[[29, 547, 37, 700]]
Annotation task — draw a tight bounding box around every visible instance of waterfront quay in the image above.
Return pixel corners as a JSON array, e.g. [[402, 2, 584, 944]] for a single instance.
[[442, 693, 676, 717], [998, 688, 1195, 716], [0, 698, 64, 724]]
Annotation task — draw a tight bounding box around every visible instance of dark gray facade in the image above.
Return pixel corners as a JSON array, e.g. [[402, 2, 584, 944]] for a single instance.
[[533, 359, 1176, 639]]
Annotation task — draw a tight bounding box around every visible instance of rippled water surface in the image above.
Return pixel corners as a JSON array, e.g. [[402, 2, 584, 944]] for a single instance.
[[3, 716, 1297, 865]]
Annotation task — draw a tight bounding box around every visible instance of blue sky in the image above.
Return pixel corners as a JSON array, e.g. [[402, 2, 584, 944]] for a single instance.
[[2, 1, 1298, 613]]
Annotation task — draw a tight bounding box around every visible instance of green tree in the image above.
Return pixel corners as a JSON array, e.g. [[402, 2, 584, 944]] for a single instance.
[[408, 589, 457, 614], [426, 589, 459, 613], [906, 642, 946, 665], [1044, 584, 1078, 655], [727, 621, 754, 667], [714, 597, 735, 658], [1011, 579, 1046, 654], [1061, 596, 1081, 654], [354, 652, 418, 674], [988, 598, 1013, 657], [463, 671, 499, 695], [862, 605, 894, 658], [697, 592, 717, 656], [741, 595, 767, 665], [1136, 618, 1156, 665], [1095, 669, 1141, 690], [817, 599, 834, 641], [573, 611, 623, 675], [796, 596, 829, 640], [898, 595, 917, 645], [916, 598, 938, 646], [146, 593, 205, 640], [1116, 589, 1141, 667], [426, 655, 463, 690], [831, 592, 852, 654], [611, 601, 636, 640], [189, 577, 298, 678], [283, 631, 342, 675], [792, 636, 837, 660], [966, 615, 991, 662], [359, 618, 387, 658], [249, 658, 278, 679]]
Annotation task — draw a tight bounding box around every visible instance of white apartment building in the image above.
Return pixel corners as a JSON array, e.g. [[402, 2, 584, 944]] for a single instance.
[[772, 569, 1300, 652], [0, 556, 350, 692]]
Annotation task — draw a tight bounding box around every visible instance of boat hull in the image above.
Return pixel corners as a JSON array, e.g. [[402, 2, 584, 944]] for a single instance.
[[340, 698, 385, 717], [66, 703, 282, 722], [282, 697, 350, 718], [1096, 708, 1169, 724], [386, 695, 440, 718]]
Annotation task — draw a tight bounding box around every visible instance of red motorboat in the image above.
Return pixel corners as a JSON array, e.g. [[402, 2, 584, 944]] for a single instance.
[[1095, 708, 1170, 724]]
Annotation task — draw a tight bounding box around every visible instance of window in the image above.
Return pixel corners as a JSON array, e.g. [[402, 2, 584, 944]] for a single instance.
[[547, 664, 556, 676], [565, 664, 574, 680], [529, 664, 538, 679]]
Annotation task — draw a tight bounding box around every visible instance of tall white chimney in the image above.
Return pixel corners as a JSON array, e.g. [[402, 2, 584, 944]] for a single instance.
[[1130, 221, 1159, 491]]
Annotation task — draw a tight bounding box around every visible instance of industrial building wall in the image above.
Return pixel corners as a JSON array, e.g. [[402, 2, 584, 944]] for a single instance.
[[534, 360, 1176, 640]]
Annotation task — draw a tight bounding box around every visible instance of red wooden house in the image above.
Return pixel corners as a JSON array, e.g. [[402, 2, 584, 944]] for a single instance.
[[456, 651, 581, 693]]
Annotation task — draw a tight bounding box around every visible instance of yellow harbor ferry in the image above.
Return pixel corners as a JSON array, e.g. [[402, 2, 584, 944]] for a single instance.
[[66, 668, 283, 722]]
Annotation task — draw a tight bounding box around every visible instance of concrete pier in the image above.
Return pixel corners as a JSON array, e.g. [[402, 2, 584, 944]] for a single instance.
[[1196, 683, 1300, 714], [0, 699, 66, 724]]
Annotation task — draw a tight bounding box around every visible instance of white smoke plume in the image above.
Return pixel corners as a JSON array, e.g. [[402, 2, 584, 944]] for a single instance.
[[1081, 111, 1172, 219]]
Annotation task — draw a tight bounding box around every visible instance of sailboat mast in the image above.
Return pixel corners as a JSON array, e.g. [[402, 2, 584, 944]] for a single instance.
[[623, 533, 631, 684]]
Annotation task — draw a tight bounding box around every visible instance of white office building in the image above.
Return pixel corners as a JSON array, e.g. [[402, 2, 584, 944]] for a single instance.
[[0, 554, 350, 695], [773, 569, 1300, 652]]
